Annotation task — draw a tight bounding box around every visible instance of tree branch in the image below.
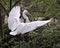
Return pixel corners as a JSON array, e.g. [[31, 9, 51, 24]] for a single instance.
[[12, 0, 20, 8], [0, 3, 9, 16]]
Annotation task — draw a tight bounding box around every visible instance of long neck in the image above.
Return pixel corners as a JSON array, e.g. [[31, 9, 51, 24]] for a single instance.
[[23, 13, 30, 23]]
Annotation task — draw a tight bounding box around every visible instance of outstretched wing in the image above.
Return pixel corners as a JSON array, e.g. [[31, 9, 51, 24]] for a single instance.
[[9, 19, 51, 36], [8, 6, 20, 31], [20, 19, 51, 34], [9, 6, 20, 18]]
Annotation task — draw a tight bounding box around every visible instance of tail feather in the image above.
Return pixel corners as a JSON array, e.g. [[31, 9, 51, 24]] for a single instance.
[[9, 31, 17, 36]]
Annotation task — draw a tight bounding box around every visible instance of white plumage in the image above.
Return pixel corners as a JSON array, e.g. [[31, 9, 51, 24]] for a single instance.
[[22, 10, 30, 22], [8, 6, 21, 31], [8, 6, 51, 36]]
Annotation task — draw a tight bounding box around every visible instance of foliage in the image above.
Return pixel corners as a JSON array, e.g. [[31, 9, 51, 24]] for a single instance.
[[0, 0, 60, 48]]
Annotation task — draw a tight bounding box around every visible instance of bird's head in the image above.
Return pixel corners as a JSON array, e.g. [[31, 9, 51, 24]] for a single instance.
[[23, 10, 32, 16]]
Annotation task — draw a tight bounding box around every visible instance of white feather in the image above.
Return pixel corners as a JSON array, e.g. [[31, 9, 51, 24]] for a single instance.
[[22, 10, 30, 23], [9, 19, 51, 36], [8, 6, 20, 31], [8, 6, 51, 36]]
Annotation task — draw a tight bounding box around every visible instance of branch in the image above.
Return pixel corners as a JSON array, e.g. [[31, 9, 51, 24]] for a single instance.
[[0, 3, 9, 16], [12, 0, 20, 8], [10, 0, 12, 11], [0, 4, 3, 38], [2, 0, 7, 5]]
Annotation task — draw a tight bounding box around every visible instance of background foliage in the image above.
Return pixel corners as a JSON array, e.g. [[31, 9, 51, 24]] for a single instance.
[[0, 0, 60, 48]]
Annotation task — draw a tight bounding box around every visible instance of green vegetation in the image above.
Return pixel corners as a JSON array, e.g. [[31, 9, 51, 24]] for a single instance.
[[0, 0, 60, 48]]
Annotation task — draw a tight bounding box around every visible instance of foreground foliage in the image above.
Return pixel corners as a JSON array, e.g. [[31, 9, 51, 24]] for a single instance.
[[0, 0, 60, 48]]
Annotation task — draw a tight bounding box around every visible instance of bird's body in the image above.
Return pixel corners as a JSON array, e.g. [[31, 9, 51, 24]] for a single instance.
[[8, 6, 51, 36]]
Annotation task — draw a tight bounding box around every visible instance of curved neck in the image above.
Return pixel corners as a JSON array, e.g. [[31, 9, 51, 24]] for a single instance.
[[23, 13, 30, 23]]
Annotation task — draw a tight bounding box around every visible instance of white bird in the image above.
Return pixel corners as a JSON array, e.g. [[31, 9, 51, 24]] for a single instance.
[[8, 6, 21, 31], [8, 6, 51, 36], [22, 10, 30, 23]]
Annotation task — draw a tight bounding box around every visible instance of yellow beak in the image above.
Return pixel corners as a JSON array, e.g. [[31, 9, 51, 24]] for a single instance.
[[27, 12, 32, 16]]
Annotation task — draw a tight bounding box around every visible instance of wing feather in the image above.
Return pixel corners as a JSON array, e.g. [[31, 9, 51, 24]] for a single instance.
[[9, 20, 51, 35], [9, 6, 20, 18], [15, 20, 51, 34], [8, 6, 20, 31]]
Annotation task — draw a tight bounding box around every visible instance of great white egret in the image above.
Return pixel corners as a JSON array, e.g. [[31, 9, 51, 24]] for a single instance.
[[8, 6, 51, 36], [22, 10, 31, 23]]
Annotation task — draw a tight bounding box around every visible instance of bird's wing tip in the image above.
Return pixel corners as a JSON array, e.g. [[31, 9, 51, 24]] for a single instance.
[[9, 31, 17, 36]]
